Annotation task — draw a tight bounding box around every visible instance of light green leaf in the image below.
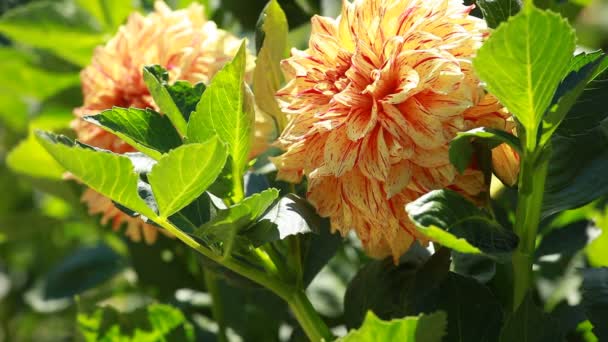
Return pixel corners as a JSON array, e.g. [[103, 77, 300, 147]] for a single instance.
[[253, 0, 289, 132], [406, 189, 518, 258], [449, 127, 521, 173], [473, 7, 575, 149], [339, 311, 446, 342], [188, 42, 253, 175], [75, 0, 135, 31], [35, 131, 157, 219], [194, 188, 279, 257], [143, 65, 190, 137], [84, 107, 183, 160], [0, 47, 80, 100], [78, 303, 195, 342], [148, 138, 228, 218], [587, 209, 608, 267], [7, 134, 65, 180], [0, 0, 106, 66]]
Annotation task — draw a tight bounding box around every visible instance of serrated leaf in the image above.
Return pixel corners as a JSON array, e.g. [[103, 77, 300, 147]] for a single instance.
[[78, 303, 195, 342], [339, 311, 446, 342], [148, 137, 228, 218], [194, 189, 279, 257], [0, 0, 105, 66], [188, 42, 253, 175], [477, 0, 522, 28], [406, 189, 518, 258], [84, 107, 183, 160], [449, 127, 521, 173], [473, 7, 576, 148], [143, 65, 192, 136], [36, 131, 157, 219], [540, 51, 608, 145], [253, 0, 289, 132]]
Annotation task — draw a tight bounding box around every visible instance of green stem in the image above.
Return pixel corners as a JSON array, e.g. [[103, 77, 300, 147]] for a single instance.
[[232, 168, 245, 203], [204, 271, 227, 342], [288, 290, 334, 342], [511, 149, 550, 311], [155, 217, 332, 341]]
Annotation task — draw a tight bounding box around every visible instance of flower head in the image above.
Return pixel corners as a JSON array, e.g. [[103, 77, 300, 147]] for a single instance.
[[273, 0, 518, 259], [72, 1, 272, 243]]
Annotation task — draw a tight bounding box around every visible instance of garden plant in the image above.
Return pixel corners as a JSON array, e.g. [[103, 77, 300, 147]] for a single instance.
[[1, 0, 608, 341]]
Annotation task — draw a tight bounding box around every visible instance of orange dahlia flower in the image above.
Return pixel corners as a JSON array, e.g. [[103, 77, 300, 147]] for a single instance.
[[72, 1, 272, 243], [272, 0, 519, 259]]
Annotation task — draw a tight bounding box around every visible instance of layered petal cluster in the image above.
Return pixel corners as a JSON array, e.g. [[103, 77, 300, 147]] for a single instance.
[[72, 1, 272, 243], [273, 0, 519, 259]]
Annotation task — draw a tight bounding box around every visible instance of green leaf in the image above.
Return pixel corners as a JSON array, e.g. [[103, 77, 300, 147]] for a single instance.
[[449, 127, 521, 173], [143, 65, 192, 137], [499, 294, 563, 342], [78, 303, 195, 342], [35, 131, 157, 219], [556, 54, 608, 137], [542, 126, 608, 219], [0, 0, 105, 66], [540, 51, 608, 145], [477, 0, 522, 28], [194, 189, 279, 257], [245, 194, 321, 246], [473, 7, 575, 148], [188, 42, 253, 175], [44, 244, 124, 300], [587, 210, 608, 267], [339, 311, 446, 342], [84, 107, 183, 160], [7, 134, 65, 180], [253, 0, 289, 132], [406, 189, 518, 258], [0, 48, 80, 100], [148, 137, 228, 218], [74, 0, 135, 31], [581, 268, 608, 341]]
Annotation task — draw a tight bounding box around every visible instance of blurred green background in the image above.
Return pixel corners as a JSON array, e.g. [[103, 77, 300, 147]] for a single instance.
[[0, 0, 606, 341]]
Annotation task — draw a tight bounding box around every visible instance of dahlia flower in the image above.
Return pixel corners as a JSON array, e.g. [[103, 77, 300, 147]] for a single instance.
[[72, 1, 272, 243], [272, 0, 519, 259]]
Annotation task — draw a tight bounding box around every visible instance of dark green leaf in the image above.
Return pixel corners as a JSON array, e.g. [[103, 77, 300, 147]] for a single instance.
[[499, 294, 563, 342], [143, 65, 192, 136], [477, 0, 522, 28], [581, 268, 608, 340], [339, 311, 446, 342], [406, 189, 518, 258], [78, 303, 195, 342], [194, 189, 279, 257], [44, 244, 124, 300], [541, 51, 608, 145], [84, 107, 183, 160], [245, 194, 321, 246], [449, 127, 521, 173]]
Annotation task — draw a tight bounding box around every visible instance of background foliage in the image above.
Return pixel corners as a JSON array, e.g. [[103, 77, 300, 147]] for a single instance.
[[0, 0, 607, 341]]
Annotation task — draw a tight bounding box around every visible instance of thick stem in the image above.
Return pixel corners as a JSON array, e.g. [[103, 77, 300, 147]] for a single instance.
[[204, 271, 227, 342], [288, 290, 334, 342], [511, 150, 550, 311], [155, 218, 332, 341]]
